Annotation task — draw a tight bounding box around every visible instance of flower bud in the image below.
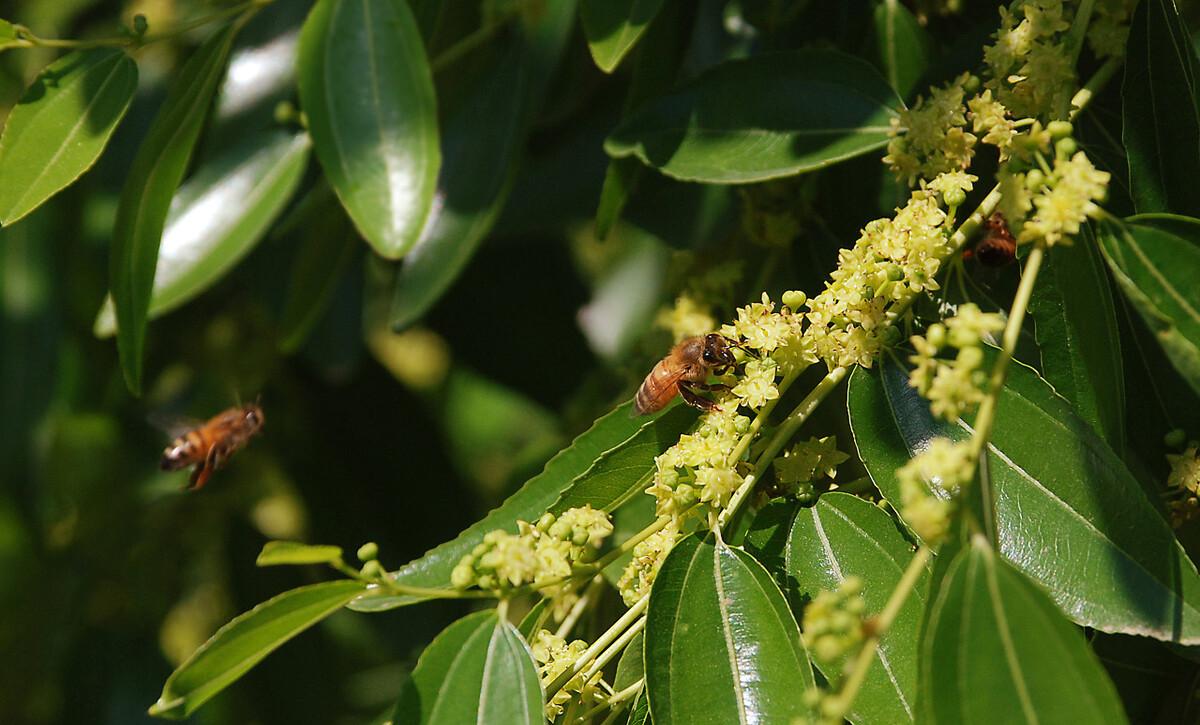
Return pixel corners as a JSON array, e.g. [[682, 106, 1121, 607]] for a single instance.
[[1047, 120, 1073, 140], [537, 512, 556, 531], [1055, 137, 1077, 157], [963, 74, 981, 94], [886, 264, 905, 282], [1165, 429, 1188, 449], [942, 187, 966, 207], [273, 100, 296, 125], [926, 323, 946, 349], [451, 563, 475, 588], [357, 542, 379, 562], [361, 560, 386, 579], [1024, 169, 1046, 191], [782, 290, 807, 310]]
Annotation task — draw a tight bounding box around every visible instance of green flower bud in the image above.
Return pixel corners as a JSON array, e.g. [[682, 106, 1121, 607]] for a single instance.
[[572, 529, 590, 547], [734, 416, 751, 434], [886, 264, 905, 282], [273, 100, 296, 125], [1047, 120, 1073, 140], [831, 314, 850, 329], [658, 468, 679, 487], [357, 542, 379, 562], [361, 560, 386, 579], [673, 483, 698, 509], [1024, 169, 1046, 191], [782, 290, 807, 310], [963, 74, 981, 94], [537, 512, 556, 531], [133, 14, 148, 35], [1055, 137, 1077, 157], [927, 323, 947, 349], [451, 562, 475, 589], [1165, 429, 1188, 449], [942, 187, 966, 208], [477, 574, 496, 590]]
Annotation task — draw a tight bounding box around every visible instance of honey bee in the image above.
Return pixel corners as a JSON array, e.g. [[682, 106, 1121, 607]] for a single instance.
[[635, 333, 736, 415], [160, 403, 264, 490], [971, 211, 1017, 266]]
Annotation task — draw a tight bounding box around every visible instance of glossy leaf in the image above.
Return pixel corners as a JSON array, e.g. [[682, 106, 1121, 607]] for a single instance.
[[394, 610, 542, 725], [1097, 218, 1200, 396], [1122, 0, 1200, 216], [579, 0, 667, 73], [256, 541, 344, 567], [389, 2, 575, 330], [920, 537, 1127, 724], [614, 630, 644, 691], [1029, 226, 1125, 449], [605, 50, 901, 183], [350, 400, 693, 611], [0, 48, 137, 225], [872, 0, 930, 100], [109, 24, 239, 394], [297, 0, 439, 259], [278, 186, 358, 353], [848, 358, 1200, 643], [149, 580, 366, 719], [95, 129, 310, 337], [645, 534, 814, 724], [626, 690, 650, 725], [787, 493, 925, 724], [594, 0, 692, 239]]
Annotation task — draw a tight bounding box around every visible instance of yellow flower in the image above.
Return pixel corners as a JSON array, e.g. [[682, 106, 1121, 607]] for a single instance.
[[656, 294, 716, 342]]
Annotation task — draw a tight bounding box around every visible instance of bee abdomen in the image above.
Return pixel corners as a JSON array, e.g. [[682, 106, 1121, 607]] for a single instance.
[[634, 363, 674, 415]]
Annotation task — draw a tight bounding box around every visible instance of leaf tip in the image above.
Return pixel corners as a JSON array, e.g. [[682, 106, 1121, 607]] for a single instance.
[[147, 695, 185, 719]]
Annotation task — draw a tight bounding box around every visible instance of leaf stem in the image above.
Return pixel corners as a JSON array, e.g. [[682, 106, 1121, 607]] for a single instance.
[[545, 594, 649, 697], [577, 678, 644, 723], [14, 0, 268, 50], [828, 545, 931, 714], [581, 614, 646, 682]]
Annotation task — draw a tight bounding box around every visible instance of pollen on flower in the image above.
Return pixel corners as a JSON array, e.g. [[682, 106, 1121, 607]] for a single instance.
[[617, 524, 679, 605], [450, 507, 613, 594]]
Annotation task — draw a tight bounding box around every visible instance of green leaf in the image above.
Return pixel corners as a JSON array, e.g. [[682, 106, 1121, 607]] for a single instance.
[[394, 610, 542, 725], [149, 580, 366, 720], [626, 690, 650, 725], [297, 0, 439, 259], [95, 129, 310, 338], [0, 19, 19, 50], [255, 540, 344, 566], [594, 0, 692, 239], [920, 537, 1127, 724], [1029, 226, 1125, 449], [110, 24, 239, 394], [1097, 218, 1200, 396], [1122, 0, 1200, 216], [349, 400, 693, 612], [389, 2, 575, 330], [644, 534, 815, 724], [848, 358, 1200, 643], [579, 0, 667, 73], [605, 50, 901, 184], [517, 598, 550, 639], [788, 493, 925, 724], [614, 630, 644, 691], [0, 48, 137, 225], [278, 185, 358, 353], [871, 0, 930, 100]]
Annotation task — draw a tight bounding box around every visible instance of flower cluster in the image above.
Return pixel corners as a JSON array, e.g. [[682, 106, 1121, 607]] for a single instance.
[[450, 506, 613, 594], [1087, 0, 1138, 58], [967, 90, 1017, 157], [804, 188, 953, 369], [802, 576, 867, 666], [656, 294, 716, 342], [909, 304, 1005, 421], [616, 524, 679, 605], [884, 73, 978, 185], [774, 436, 850, 502], [896, 437, 975, 545], [1166, 442, 1200, 528], [983, 0, 1077, 120], [530, 630, 603, 719], [1017, 146, 1110, 246]]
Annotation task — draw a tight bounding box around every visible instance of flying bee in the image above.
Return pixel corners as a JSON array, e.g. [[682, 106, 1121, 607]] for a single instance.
[[634, 333, 737, 416], [160, 403, 264, 490], [971, 212, 1017, 267]]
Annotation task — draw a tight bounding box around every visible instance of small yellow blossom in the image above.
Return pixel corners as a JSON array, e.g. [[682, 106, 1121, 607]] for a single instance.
[[983, 0, 1077, 120], [776, 436, 850, 485], [909, 305, 1003, 421], [802, 577, 867, 667], [896, 437, 975, 545], [967, 90, 1017, 154], [531, 630, 602, 719], [1019, 151, 1110, 246], [656, 294, 716, 342], [617, 524, 679, 605], [732, 357, 780, 409], [885, 73, 978, 185]]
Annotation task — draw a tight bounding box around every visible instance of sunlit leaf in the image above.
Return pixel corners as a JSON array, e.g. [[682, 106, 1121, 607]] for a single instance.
[[645, 534, 814, 724], [871, 0, 930, 100], [394, 610, 542, 724], [255, 540, 344, 567], [1122, 0, 1200, 216], [350, 401, 693, 612], [1029, 226, 1125, 449], [0, 48, 137, 225], [95, 130, 310, 337], [109, 24, 239, 394], [149, 580, 366, 719], [848, 358, 1200, 643], [297, 0, 439, 259], [389, 1, 575, 330], [579, 0, 667, 73], [1098, 217, 1200, 396], [605, 50, 901, 183], [920, 538, 1127, 724]]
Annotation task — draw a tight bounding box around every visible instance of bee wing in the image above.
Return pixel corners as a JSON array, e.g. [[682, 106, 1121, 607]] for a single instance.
[[148, 411, 202, 439]]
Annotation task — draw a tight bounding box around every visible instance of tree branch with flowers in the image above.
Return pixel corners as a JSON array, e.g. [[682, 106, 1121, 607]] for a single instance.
[[1, 0, 1174, 720]]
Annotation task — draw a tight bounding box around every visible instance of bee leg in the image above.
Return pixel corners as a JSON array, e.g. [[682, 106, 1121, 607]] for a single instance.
[[693, 382, 732, 393], [188, 461, 211, 490], [678, 382, 719, 413]]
